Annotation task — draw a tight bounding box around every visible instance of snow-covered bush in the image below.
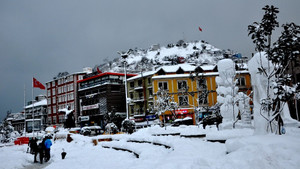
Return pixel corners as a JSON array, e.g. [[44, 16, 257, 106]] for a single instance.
[[105, 123, 118, 134], [121, 119, 135, 134]]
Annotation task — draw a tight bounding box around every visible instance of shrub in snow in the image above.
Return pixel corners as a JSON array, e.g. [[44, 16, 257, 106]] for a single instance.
[[122, 119, 135, 134], [105, 123, 118, 134], [0, 121, 19, 143]]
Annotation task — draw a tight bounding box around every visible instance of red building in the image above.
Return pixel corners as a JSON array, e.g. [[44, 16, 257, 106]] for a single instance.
[[46, 69, 90, 126]]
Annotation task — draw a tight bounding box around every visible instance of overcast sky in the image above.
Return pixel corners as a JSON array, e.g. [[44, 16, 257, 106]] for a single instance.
[[0, 0, 299, 121]]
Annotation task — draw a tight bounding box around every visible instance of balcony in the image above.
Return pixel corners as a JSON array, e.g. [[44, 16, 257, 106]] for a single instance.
[[134, 86, 144, 90]]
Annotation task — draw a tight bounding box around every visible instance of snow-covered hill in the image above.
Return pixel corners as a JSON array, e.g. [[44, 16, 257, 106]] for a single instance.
[[96, 40, 234, 73]]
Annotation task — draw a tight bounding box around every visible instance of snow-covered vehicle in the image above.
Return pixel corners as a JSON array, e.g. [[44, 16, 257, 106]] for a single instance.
[[172, 117, 193, 126], [88, 126, 103, 135]]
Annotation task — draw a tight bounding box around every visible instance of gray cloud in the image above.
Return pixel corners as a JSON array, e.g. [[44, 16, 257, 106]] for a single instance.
[[0, 0, 299, 120]]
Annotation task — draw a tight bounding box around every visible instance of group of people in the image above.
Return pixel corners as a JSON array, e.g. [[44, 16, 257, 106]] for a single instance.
[[28, 135, 52, 164]]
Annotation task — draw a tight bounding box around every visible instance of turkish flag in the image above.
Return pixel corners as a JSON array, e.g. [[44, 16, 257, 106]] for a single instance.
[[198, 26, 203, 32], [97, 67, 102, 74], [33, 77, 45, 90]]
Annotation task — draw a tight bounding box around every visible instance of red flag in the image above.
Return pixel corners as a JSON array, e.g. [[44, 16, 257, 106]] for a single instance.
[[198, 26, 203, 32], [33, 77, 45, 90], [97, 67, 102, 74]]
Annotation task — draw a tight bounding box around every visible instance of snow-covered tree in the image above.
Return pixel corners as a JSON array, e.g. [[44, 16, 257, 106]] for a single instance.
[[154, 88, 178, 128], [0, 120, 18, 143], [248, 5, 299, 134]]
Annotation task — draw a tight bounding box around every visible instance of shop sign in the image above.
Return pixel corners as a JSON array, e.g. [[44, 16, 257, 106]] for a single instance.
[[82, 104, 99, 111], [146, 115, 156, 120], [175, 109, 189, 114], [79, 116, 89, 122]]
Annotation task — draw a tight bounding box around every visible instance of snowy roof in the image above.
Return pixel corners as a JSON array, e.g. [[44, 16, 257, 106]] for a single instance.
[[24, 99, 47, 109], [152, 70, 249, 80], [199, 65, 216, 71], [156, 64, 196, 73], [127, 71, 156, 81], [45, 71, 87, 83]]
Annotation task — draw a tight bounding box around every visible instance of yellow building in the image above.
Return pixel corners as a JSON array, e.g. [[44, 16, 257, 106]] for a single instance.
[[152, 64, 252, 124]]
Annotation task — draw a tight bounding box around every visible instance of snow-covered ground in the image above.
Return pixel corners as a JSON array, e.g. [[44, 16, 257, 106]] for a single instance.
[[1, 125, 300, 169]]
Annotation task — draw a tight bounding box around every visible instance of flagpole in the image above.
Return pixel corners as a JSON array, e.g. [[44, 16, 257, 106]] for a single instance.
[[24, 84, 26, 137], [32, 77, 35, 138]]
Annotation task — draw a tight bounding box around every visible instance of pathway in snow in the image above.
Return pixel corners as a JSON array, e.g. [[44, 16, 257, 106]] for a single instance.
[[22, 159, 51, 169]]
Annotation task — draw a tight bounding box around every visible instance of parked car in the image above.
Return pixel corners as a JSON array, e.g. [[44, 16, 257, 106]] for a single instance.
[[89, 126, 103, 135], [201, 113, 223, 129], [172, 117, 193, 127], [69, 127, 81, 134]]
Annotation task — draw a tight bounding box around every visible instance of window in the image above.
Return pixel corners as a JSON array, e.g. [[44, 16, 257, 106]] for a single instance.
[[148, 78, 151, 85], [53, 97, 56, 104], [52, 88, 56, 95], [237, 77, 246, 86], [59, 115, 65, 123], [179, 95, 189, 106], [47, 90, 51, 97], [53, 106, 56, 114], [48, 107, 51, 114], [177, 80, 187, 90], [130, 82, 134, 88], [138, 80, 142, 86], [52, 81, 55, 86], [149, 89, 153, 97], [48, 117, 51, 124], [70, 102, 74, 110], [198, 78, 207, 89], [138, 92, 143, 99], [130, 93, 134, 99], [158, 81, 168, 90], [198, 95, 208, 105], [69, 84, 74, 91], [53, 117, 56, 124]]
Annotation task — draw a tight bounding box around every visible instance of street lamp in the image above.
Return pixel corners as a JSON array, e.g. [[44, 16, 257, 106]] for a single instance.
[[118, 50, 131, 119]]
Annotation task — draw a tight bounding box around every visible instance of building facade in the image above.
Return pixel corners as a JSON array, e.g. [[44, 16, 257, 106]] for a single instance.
[[24, 95, 48, 132], [46, 70, 88, 126], [127, 71, 155, 121], [152, 64, 252, 124], [77, 72, 136, 128], [5, 112, 25, 132]]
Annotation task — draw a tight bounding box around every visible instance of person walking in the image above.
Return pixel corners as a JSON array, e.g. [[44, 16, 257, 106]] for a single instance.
[[31, 137, 38, 163], [38, 139, 46, 164], [44, 135, 52, 162]]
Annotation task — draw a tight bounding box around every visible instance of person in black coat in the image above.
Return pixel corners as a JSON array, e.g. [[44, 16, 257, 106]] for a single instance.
[[38, 138, 46, 164], [31, 137, 38, 163]]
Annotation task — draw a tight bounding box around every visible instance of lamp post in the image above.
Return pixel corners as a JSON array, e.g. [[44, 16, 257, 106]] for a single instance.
[[118, 50, 131, 119]]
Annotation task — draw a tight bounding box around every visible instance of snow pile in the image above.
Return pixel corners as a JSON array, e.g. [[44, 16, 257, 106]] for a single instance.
[[1, 125, 300, 169]]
